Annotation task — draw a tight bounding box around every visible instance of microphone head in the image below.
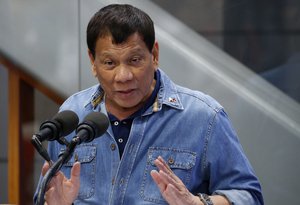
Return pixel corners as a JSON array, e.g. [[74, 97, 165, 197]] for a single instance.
[[52, 110, 79, 136], [83, 112, 109, 138], [76, 112, 109, 143]]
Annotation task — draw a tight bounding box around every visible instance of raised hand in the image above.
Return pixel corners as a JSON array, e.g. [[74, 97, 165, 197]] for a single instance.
[[150, 156, 201, 205], [42, 162, 81, 205]]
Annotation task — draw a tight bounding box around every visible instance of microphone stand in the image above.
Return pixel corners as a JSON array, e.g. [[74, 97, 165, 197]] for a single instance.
[[36, 137, 80, 205]]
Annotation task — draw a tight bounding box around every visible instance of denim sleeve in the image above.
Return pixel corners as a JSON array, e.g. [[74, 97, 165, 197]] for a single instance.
[[205, 109, 264, 205]]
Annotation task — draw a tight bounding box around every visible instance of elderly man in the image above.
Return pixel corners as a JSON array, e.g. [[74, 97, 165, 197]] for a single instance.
[[35, 4, 264, 205]]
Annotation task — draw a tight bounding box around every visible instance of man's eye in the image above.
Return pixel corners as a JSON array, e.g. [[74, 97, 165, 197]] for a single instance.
[[101, 60, 116, 69], [104, 61, 114, 65], [131, 57, 142, 64]]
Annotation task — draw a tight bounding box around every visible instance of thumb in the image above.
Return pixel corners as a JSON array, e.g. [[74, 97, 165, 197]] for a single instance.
[[70, 162, 81, 184]]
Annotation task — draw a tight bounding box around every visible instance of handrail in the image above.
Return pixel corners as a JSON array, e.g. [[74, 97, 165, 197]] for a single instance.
[[0, 50, 66, 105]]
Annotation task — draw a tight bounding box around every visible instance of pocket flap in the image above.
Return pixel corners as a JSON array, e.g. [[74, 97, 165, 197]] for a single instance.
[[61, 144, 97, 166], [148, 147, 196, 170]]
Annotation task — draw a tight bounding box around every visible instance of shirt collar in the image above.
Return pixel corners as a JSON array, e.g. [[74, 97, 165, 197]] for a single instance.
[[85, 68, 184, 113], [154, 69, 184, 111]]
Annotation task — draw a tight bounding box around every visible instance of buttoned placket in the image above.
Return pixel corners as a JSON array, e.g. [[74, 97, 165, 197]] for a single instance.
[[109, 115, 150, 205]]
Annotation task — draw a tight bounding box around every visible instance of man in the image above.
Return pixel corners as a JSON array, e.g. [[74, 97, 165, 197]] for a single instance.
[[35, 4, 264, 205]]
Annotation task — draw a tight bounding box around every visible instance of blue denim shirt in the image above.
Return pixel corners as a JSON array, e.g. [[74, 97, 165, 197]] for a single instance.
[[35, 69, 263, 205]]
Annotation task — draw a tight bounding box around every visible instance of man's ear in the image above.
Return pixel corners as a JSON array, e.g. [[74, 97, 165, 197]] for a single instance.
[[88, 49, 97, 77], [152, 41, 159, 69]]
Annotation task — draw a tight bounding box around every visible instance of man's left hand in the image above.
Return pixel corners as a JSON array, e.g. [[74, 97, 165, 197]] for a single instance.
[[150, 156, 201, 205]]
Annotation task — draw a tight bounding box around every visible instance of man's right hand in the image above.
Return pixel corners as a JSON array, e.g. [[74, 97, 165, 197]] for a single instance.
[[42, 162, 81, 205]]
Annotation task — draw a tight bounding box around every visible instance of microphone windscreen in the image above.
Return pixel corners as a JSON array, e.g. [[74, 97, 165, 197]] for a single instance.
[[83, 112, 109, 137], [53, 110, 79, 136]]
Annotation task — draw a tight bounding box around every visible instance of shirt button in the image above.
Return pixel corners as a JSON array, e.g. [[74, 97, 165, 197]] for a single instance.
[[110, 143, 116, 151], [168, 157, 175, 165], [114, 121, 119, 126], [118, 138, 124, 143]]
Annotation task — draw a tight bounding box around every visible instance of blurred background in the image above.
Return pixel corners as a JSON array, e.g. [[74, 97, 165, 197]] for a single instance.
[[0, 0, 299, 204]]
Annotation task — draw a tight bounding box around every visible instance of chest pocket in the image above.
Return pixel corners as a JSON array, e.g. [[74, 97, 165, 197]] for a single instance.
[[60, 144, 97, 200], [140, 147, 196, 204]]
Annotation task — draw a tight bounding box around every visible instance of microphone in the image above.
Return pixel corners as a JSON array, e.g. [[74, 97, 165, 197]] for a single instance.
[[35, 110, 79, 142], [31, 110, 79, 164], [73, 112, 109, 144], [36, 112, 108, 205]]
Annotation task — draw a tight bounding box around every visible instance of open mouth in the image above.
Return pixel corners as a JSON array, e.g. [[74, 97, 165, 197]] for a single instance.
[[117, 89, 136, 98], [119, 89, 135, 94]]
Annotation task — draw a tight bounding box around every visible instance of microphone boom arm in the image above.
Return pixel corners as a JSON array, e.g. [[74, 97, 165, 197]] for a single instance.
[[36, 138, 79, 205]]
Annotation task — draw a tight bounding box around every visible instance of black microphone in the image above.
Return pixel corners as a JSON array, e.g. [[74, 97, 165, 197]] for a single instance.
[[36, 112, 108, 205], [35, 110, 79, 142], [73, 112, 109, 144], [31, 110, 79, 164]]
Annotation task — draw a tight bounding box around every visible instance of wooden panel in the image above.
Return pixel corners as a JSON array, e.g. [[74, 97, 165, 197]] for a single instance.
[[8, 70, 21, 204], [8, 70, 35, 204]]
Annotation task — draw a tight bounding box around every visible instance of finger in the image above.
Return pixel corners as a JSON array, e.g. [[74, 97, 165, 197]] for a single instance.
[[155, 157, 182, 184], [151, 172, 182, 204], [154, 158, 170, 175], [70, 162, 81, 186], [41, 162, 50, 177], [154, 160, 175, 185], [150, 170, 167, 193], [158, 156, 172, 172], [158, 169, 177, 186], [154, 156, 171, 173], [151, 167, 179, 193]]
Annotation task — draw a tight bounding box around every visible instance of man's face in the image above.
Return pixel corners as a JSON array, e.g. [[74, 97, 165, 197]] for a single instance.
[[89, 33, 159, 116]]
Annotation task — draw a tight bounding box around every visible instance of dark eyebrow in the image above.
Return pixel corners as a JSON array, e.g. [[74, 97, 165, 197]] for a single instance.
[[130, 48, 148, 56]]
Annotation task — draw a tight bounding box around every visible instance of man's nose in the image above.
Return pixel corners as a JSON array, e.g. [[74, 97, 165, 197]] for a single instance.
[[114, 65, 133, 83]]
